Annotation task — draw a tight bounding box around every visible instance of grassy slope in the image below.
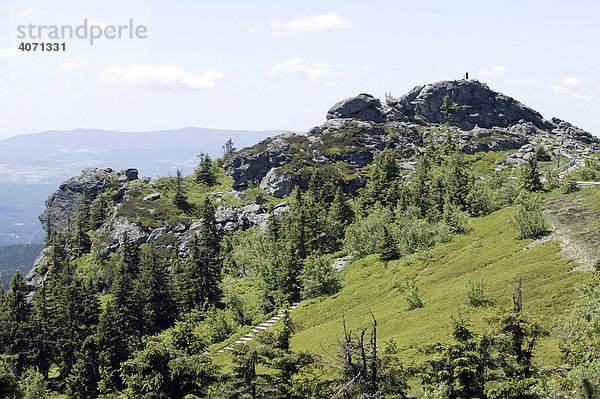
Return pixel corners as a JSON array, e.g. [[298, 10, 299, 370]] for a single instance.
[[289, 205, 587, 366]]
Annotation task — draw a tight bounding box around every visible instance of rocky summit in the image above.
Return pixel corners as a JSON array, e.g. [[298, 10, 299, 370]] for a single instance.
[[385, 79, 548, 130], [224, 79, 598, 197]]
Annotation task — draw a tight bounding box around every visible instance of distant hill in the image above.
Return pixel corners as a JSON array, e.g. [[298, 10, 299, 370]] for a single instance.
[[0, 127, 284, 244]]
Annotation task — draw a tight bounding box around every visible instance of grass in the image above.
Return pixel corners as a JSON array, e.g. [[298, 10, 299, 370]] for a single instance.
[[287, 206, 587, 366]]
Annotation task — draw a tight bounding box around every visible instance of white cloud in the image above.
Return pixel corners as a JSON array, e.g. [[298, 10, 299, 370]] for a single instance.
[[19, 8, 31, 16], [244, 23, 261, 32], [0, 49, 18, 59], [99, 64, 227, 90], [72, 91, 86, 98], [477, 65, 508, 77], [563, 77, 580, 87], [548, 84, 566, 93], [59, 58, 89, 73], [548, 79, 595, 103], [269, 58, 337, 84], [360, 65, 375, 72], [270, 12, 351, 36]]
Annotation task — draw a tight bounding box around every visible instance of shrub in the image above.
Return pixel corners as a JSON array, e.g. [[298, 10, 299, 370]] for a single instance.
[[300, 254, 341, 298], [242, 185, 269, 205], [510, 196, 549, 240], [19, 367, 50, 399], [203, 308, 240, 344], [343, 204, 394, 257], [560, 178, 579, 194], [394, 276, 423, 310], [534, 146, 552, 162], [465, 279, 492, 307]]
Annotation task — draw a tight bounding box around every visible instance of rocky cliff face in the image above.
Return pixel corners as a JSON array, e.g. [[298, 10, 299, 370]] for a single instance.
[[39, 167, 138, 232], [224, 79, 598, 197]]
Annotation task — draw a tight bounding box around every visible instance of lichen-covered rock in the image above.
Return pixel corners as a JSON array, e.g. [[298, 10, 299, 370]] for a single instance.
[[25, 246, 51, 289], [99, 213, 148, 250], [259, 168, 297, 197], [147, 226, 171, 243]]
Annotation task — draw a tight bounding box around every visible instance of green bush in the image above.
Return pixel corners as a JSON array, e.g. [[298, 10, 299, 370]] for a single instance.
[[300, 254, 341, 298], [343, 204, 394, 257], [510, 195, 549, 239], [560, 178, 579, 194], [394, 276, 423, 310], [465, 279, 492, 307], [203, 308, 240, 344]]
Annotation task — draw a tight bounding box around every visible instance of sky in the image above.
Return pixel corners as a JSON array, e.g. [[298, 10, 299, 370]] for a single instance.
[[0, 0, 599, 140]]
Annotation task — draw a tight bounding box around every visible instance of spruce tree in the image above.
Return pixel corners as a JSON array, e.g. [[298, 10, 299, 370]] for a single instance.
[[0, 271, 33, 374], [222, 138, 237, 159], [377, 225, 399, 262], [195, 153, 217, 186], [178, 197, 222, 313], [173, 169, 189, 208], [111, 233, 143, 338], [329, 186, 353, 226], [66, 335, 100, 399], [138, 247, 176, 334], [97, 300, 129, 394], [521, 156, 542, 192]]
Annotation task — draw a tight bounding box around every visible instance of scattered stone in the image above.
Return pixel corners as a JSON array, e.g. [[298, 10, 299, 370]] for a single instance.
[[143, 192, 161, 201]]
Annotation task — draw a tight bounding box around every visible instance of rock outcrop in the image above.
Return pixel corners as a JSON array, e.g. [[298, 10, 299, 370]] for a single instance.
[[386, 80, 549, 130], [39, 167, 138, 233], [223, 133, 295, 191], [223, 79, 597, 198]]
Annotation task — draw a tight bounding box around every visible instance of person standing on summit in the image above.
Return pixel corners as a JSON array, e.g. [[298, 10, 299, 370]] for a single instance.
[[465, 72, 469, 80]]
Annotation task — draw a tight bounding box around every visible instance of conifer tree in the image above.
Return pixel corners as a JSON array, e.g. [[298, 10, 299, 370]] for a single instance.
[[329, 186, 353, 226], [72, 189, 92, 257], [177, 197, 222, 313], [66, 335, 100, 399], [520, 156, 542, 192], [423, 316, 491, 398], [111, 233, 143, 338], [195, 153, 217, 186], [377, 225, 399, 262], [173, 169, 189, 208], [97, 300, 129, 394], [222, 138, 237, 159], [232, 344, 258, 398], [0, 271, 33, 374], [138, 247, 176, 334]]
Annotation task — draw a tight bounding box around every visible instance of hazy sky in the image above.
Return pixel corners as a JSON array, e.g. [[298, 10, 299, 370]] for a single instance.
[[0, 0, 599, 140]]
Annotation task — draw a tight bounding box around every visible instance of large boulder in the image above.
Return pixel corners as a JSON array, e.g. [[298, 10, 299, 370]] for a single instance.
[[326, 93, 386, 123]]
